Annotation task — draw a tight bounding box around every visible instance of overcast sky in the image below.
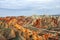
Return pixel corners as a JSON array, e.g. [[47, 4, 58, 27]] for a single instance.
[[0, 0, 60, 16]]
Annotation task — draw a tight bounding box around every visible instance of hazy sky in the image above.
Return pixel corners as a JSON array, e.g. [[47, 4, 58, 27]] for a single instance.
[[0, 0, 60, 16]]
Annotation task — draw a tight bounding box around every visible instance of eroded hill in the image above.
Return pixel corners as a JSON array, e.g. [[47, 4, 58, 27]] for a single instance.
[[0, 15, 60, 40]]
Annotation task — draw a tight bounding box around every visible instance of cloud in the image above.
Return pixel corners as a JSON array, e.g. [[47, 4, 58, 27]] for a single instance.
[[0, 0, 60, 16], [0, 0, 55, 9]]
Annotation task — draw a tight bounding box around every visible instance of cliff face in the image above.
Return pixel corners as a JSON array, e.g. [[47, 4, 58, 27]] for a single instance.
[[0, 15, 60, 40]]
